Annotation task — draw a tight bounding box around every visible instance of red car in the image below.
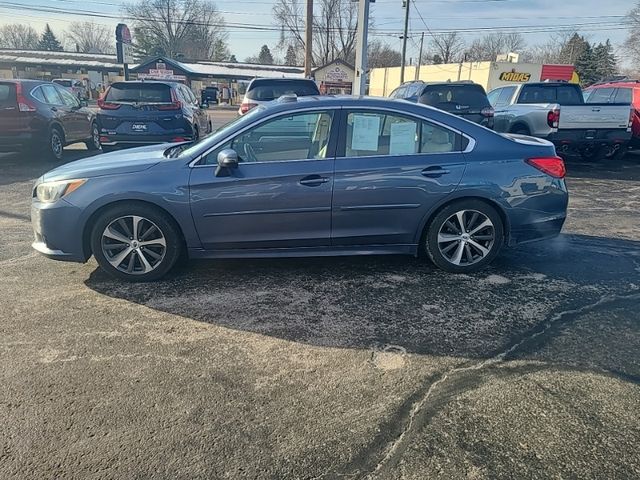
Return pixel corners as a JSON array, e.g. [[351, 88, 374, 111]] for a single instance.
[[584, 80, 640, 149]]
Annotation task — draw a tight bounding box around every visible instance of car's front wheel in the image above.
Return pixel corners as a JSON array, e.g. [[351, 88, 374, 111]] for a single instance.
[[91, 204, 182, 282], [425, 200, 504, 273], [48, 126, 64, 161]]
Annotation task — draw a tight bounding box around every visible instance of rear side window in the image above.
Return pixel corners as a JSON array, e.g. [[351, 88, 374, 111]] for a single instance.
[[106, 83, 172, 103], [40, 84, 63, 105], [584, 87, 615, 103], [419, 85, 489, 110], [246, 80, 319, 101], [518, 85, 583, 105], [389, 86, 406, 98], [404, 83, 424, 98], [0, 83, 16, 108], [344, 111, 462, 157]]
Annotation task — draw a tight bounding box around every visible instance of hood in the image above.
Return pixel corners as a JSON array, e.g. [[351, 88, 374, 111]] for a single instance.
[[42, 144, 174, 182]]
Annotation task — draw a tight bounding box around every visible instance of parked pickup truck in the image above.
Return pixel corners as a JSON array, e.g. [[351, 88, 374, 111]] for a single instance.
[[488, 82, 633, 159]]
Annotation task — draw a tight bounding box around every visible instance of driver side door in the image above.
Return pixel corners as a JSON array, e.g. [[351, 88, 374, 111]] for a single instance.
[[189, 109, 338, 250]]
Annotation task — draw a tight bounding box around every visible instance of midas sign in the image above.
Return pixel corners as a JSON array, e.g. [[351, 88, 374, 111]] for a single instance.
[[499, 71, 532, 82]]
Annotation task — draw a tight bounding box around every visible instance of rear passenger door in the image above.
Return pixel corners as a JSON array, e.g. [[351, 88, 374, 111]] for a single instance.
[[38, 84, 76, 140], [54, 85, 89, 141], [331, 109, 467, 246]]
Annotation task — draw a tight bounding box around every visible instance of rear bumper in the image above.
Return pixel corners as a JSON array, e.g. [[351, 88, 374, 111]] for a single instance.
[[547, 129, 632, 149], [508, 214, 566, 246], [99, 133, 194, 147]]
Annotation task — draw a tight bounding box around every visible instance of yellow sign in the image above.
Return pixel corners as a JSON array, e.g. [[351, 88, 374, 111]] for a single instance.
[[499, 71, 531, 82]]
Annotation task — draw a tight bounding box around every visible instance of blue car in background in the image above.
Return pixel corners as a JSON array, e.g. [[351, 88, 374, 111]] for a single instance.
[[31, 96, 568, 282], [97, 81, 212, 152]]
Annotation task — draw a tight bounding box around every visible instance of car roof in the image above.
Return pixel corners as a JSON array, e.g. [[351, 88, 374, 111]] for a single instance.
[[586, 81, 640, 89], [111, 80, 177, 86], [250, 77, 316, 84], [0, 79, 49, 85]]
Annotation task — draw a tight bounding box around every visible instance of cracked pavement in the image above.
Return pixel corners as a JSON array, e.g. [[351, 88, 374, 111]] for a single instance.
[[1, 128, 639, 479]]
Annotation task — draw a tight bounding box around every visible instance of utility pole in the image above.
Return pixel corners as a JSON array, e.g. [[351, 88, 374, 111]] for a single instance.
[[304, 0, 313, 77], [415, 31, 424, 81], [353, 0, 371, 95], [400, 0, 410, 84]]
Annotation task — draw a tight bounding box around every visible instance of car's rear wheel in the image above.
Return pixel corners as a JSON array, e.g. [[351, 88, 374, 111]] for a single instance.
[[425, 200, 504, 273], [91, 204, 182, 282], [48, 126, 64, 161], [85, 122, 101, 151]]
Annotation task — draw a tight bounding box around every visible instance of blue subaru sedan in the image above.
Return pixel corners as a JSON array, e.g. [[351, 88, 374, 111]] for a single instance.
[[31, 96, 568, 281]]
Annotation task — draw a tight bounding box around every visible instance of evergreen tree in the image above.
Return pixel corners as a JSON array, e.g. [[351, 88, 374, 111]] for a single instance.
[[284, 45, 298, 66], [559, 33, 588, 64], [575, 42, 598, 86], [229, 54, 237, 62], [37, 24, 63, 51], [257, 45, 274, 65], [593, 40, 617, 81]]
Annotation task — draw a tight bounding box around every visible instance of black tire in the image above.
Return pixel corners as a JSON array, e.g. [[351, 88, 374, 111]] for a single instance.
[[85, 122, 101, 151], [48, 126, 65, 161], [90, 204, 183, 282], [425, 199, 504, 273], [602, 144, 627, 161], [208, 120, 213, 134], [192, 125, 199, 142]]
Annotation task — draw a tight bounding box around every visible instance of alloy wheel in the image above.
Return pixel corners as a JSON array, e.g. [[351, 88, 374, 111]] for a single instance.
[[51, 130, 63, 158], [101, 215, 166, 275], [437, 209, 495, 266]]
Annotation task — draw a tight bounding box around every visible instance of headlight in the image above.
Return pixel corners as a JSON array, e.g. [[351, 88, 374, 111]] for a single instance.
[[35, 179, 86, 203]]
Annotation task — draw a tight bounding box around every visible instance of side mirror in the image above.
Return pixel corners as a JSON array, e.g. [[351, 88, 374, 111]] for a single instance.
[[215, 148, 238, 177]]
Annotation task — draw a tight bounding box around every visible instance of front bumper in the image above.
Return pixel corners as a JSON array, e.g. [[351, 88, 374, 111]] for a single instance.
[[31, 198, 86, 263]]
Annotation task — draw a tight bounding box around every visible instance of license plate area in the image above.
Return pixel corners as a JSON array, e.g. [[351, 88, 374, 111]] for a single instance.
[[131, 123, 148, 132]]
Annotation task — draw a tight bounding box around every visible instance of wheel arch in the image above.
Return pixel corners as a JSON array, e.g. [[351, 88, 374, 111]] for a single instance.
[[81, 199, 188, 261], [415, 194, 511, 252], [49, 121, 66, 142], [509, 121, 530, 134]]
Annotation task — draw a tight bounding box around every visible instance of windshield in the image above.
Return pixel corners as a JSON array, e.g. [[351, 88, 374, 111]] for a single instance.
[[176, 105, 266, 159], [106, 83, 172, 103]]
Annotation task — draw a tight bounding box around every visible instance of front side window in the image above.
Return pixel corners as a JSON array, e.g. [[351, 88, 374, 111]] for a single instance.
[[495, 86, 516, 106], [345, 111, 459, 157], [40, 84, 63, 105], [55, 86, 80, 107], [487, 88, 502, 106], [202, 110, 334, 164]]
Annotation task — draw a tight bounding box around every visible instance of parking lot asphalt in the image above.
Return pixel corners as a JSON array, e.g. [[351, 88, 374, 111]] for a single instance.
[[1, 117, 639, 479]]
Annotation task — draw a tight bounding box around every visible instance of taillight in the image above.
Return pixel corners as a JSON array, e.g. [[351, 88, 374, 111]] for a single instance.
[[481, 106, 494, 117], [240, 102, 258, 114], [547, 108, 560, 128], [628, 108, 635, 131], [97, 88, 120, 110], [15, 82, 36, 112], [526, 156, 566, 179], [158, 89, 182, 110]]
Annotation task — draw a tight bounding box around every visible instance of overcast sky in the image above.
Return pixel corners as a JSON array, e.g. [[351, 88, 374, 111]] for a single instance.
[[0, 0, 634, 63]]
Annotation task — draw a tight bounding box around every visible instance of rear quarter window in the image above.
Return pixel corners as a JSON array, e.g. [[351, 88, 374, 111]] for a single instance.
[[106, 83, 172, 103], [0, 83, 16, 108], [246, 80, 319, 101]]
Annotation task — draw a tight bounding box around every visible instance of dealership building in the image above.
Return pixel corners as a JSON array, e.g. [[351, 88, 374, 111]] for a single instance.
[[369, 58, 578, 96]]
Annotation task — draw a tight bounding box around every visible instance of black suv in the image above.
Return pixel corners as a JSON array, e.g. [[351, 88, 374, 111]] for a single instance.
[[97, 81, 212, 151], [389, 81, 494, 129]]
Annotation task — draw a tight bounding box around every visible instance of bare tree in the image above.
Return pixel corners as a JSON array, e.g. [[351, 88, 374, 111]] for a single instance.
[[368, 40, 401, 68], [428, 32, 465, 64], [625, 1, 640, 67], [467, 32, 527, 62], [65, 22, 112, 53], [0, 24, 39, 49], [273, 0, 359, 66], [125, 0, 229, 61]]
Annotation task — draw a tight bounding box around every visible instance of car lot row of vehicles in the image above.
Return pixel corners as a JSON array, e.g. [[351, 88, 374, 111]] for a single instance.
[[0, 79, 212, 159], [390, 79, 638, 160]]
